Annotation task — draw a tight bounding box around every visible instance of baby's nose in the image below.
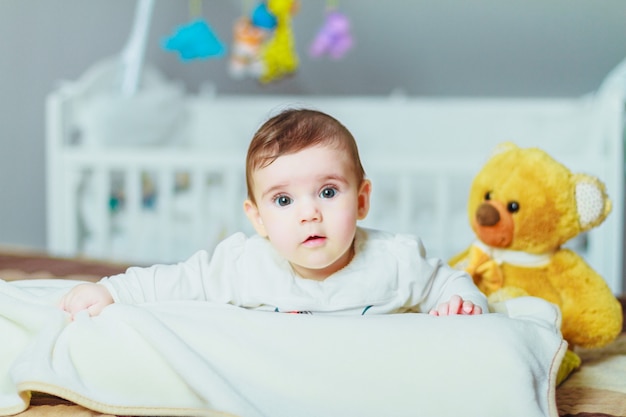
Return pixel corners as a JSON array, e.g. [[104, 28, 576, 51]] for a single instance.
[[300, 200, 322, 222]]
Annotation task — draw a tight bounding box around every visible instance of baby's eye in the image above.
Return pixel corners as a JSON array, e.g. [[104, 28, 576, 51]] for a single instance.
[[320, 187, 337, 199], [274, 195, 293, 207]]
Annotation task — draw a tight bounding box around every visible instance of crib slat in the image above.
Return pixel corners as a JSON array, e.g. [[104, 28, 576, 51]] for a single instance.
[[90, 167, 111, 258], [190, 168, 207, 253], [223, 169, 242, 236], [433, 174, 450, 259], [157, 170, 174, 261], [125, 167, 142, 261], [396, 174, 413, 234], [62, 166, 81, 256]]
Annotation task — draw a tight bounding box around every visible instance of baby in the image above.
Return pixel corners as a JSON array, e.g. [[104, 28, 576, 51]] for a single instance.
[[60, 108, 486, 317]]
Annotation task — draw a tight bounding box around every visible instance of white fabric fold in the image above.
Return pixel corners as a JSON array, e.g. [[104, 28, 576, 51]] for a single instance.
[[0, 279, 565, 417]]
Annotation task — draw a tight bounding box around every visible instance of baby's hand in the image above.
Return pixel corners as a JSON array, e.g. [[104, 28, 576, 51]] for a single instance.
[[58, 283, 114, 319], [429, 295, 483, 316]]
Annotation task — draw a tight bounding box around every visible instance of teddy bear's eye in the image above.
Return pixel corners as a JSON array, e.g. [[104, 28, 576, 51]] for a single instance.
[[484, 192, 492, 201], [507, 201, 520, 213]]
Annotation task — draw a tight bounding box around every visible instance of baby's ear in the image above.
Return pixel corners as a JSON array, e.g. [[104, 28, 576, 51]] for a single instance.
[[357, 179, 372, 220], [243, 200, 268, 237]]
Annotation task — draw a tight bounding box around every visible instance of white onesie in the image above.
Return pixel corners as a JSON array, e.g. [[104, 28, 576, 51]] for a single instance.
[[100, 227, 487, 315]]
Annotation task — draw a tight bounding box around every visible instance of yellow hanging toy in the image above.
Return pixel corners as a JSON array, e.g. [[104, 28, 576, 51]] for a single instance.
[[259, 0, 299, 83]]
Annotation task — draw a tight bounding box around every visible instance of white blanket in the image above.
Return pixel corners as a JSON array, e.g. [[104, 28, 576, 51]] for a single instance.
[[0, 279, 566, 417]]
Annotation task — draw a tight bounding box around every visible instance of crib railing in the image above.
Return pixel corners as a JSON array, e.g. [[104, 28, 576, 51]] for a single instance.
[[48, 148, 244, 264], [46, 141, 607, 276], [48, 146, 477, 265]]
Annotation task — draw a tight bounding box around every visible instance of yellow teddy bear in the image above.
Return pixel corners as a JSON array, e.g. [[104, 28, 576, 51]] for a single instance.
[[450, 142, 622, 379]]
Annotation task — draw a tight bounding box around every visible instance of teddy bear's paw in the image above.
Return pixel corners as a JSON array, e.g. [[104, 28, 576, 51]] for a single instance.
[[557, 350, 582, 385], [488, 287, 529, 303]]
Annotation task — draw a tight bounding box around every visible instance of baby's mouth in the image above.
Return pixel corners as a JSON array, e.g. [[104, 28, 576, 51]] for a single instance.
[[304, 235, 325, 243]]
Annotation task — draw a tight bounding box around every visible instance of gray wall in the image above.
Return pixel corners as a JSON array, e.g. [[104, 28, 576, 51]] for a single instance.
[[1, 0, 625, 250]]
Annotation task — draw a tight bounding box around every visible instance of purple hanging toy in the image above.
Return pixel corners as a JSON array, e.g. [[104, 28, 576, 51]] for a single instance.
[[309, 9, 353, 60]]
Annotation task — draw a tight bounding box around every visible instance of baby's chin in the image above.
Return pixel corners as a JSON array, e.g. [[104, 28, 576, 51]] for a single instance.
[[289, 251, 354, 280]]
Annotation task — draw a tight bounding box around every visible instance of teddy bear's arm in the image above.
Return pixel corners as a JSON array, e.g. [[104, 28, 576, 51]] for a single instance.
[[448, 248, 470, 269], [548, 249, 623, 349]]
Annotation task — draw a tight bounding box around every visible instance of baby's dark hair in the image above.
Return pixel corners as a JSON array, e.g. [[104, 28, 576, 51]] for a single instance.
[[245, 108, 366, 204]]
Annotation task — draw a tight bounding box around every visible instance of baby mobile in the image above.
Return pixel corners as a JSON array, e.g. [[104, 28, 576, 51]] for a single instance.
[[162, 0, 354, 84]]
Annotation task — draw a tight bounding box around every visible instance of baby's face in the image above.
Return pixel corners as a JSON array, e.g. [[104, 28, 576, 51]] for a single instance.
[[244, 144, 370, 280]]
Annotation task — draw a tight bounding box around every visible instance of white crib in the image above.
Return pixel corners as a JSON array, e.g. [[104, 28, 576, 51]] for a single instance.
[[46, 58, 626, 294]]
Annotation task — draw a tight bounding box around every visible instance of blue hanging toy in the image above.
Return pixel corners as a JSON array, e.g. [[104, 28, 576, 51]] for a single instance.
[[162, 0, 226, 61], [251, 2, 277, 29]]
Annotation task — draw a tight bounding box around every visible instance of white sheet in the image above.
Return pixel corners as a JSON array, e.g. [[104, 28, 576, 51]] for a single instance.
[[0, 279, 566, 417]]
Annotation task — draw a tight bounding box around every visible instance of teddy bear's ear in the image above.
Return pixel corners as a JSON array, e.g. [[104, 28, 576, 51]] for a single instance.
[[491, 141, 519, 157], [572, 173, 612, 231]]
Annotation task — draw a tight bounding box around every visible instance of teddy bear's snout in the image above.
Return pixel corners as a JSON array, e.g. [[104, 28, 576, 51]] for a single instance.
[[476, 203, 500, 226]]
